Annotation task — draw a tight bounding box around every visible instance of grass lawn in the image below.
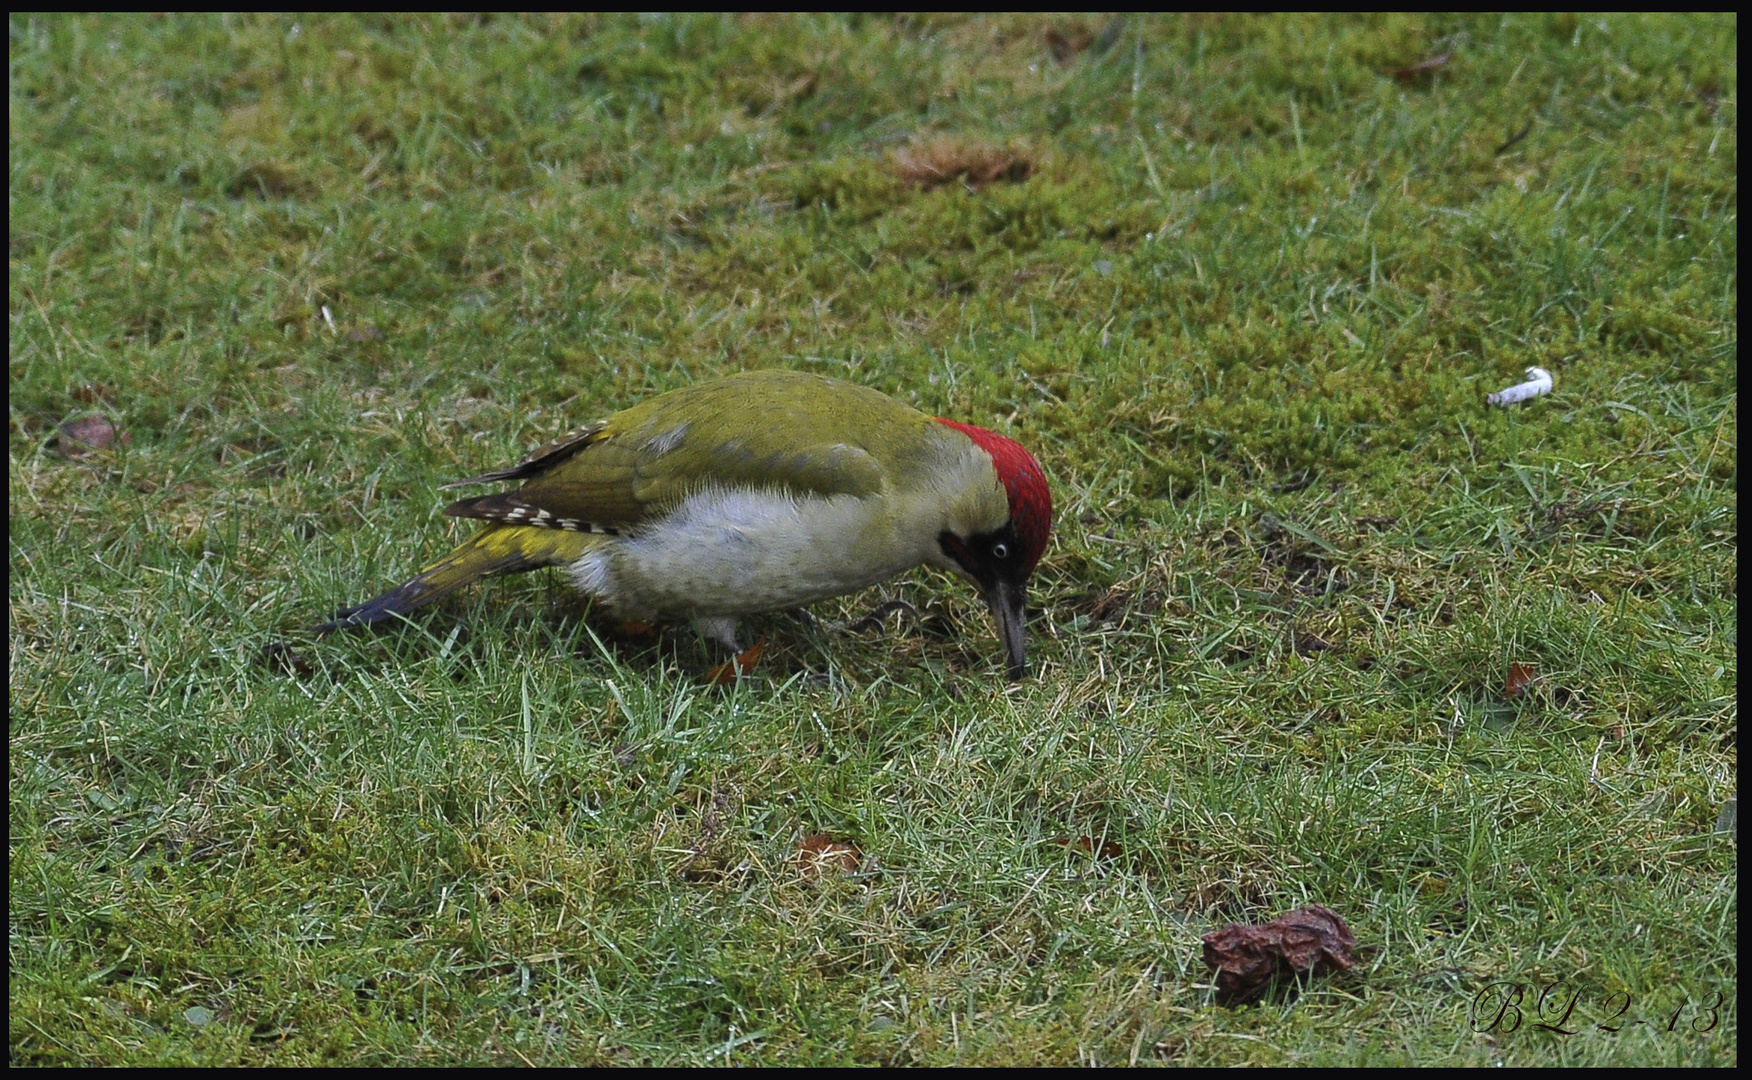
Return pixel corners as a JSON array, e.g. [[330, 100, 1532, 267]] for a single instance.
[[9, 13, 1736, 1065]]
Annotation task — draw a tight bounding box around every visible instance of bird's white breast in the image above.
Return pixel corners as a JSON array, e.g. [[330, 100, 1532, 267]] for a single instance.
[[566, 485, 935, 620]]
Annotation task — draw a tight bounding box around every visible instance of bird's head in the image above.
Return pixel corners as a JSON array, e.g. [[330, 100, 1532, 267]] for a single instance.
[[932, 418, 1053, 680]]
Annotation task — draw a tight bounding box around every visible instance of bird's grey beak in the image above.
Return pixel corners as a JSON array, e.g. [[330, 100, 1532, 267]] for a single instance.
[[986, 580, 1029, 680]]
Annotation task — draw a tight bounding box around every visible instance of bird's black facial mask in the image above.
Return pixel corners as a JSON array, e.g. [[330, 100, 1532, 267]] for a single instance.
[[938, 523, 1030, 679]]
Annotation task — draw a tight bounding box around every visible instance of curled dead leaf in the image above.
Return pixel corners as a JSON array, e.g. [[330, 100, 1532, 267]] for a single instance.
[[890, 138, 1034, 191], [1201, 904, 1356, 1004], [58, 414, 130, 457], [1504, 661, 1536, 700], [797, 834, 862, 876], [705, 637, 764, 685]]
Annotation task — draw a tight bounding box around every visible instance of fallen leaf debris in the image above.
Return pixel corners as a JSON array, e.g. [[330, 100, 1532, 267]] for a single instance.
[[1201, 904, 1357, 1004]]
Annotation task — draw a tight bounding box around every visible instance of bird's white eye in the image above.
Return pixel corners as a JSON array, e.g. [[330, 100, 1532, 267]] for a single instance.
[[993, 542, 1009, 559]]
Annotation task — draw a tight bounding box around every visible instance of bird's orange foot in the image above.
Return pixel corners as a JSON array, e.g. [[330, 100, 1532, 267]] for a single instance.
[[705, 638, 765, 685]]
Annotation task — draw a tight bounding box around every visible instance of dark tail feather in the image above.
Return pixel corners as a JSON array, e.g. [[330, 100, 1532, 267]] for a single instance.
[[312, 539, 536, 632]]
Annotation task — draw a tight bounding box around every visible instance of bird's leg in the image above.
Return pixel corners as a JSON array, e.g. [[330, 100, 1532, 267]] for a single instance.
[[693, 616, 743, 653], [695, 616, 764, 683]]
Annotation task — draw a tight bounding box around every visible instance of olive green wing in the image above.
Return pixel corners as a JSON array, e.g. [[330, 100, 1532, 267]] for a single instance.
[[441, 371, 921, 532]]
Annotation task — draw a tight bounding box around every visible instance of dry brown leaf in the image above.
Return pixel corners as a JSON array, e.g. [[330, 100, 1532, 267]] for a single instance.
[[705, 638, 764, 685], [1504, 661, 1536, 700], [797, 834, 862, 876], [889, 138, 1034, 191], [1201, 904, 1356, 1004], [58, 414, 130, 456]]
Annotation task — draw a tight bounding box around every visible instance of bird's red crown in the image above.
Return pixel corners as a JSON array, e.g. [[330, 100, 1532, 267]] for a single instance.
[[934, 418, 1053, 575]]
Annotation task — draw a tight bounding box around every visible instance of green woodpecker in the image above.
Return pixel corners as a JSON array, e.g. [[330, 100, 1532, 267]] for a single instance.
[[318, 370, 1053, 678]]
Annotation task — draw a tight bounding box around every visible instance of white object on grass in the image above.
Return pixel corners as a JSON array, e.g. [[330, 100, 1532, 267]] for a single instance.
[[1487, 366, 1553, 406]]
